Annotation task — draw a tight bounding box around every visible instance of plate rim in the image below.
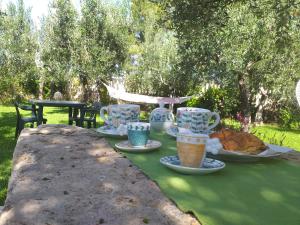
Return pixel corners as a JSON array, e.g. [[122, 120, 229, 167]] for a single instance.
[[160, 155, 225, 171], [96, 126, 128, 136], [215, 143, 292, 158], [115, 140, 162, 151]]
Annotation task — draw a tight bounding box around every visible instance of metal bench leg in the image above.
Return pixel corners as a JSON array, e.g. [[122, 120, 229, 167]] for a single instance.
[[17, 120, 25, 137], [15, 120, 19, 139], [68, 107, 73, 125]]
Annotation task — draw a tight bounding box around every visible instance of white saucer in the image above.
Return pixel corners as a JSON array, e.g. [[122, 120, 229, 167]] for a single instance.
[[96, 126, 127, 138], [166, 125, 178, 138], [160, 155, 225, 175], [166, 125, 212, 138], [115, 140, 162, 152]]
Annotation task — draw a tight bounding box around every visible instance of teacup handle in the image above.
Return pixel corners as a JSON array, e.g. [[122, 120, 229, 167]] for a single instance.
[[169, 112, 175, 122], [207, 112, 220, 130], [100, 106, 109, 125]]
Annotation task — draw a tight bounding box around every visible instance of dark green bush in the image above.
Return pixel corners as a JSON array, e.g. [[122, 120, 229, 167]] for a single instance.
[[278, 107, 300, 129], [187, 87, 239, 117]]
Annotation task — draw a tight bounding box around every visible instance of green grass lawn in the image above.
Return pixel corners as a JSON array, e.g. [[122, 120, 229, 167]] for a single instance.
[[224, 118, 300, 151], [0, 104, 299, 205], [252, 125, 300, 151]]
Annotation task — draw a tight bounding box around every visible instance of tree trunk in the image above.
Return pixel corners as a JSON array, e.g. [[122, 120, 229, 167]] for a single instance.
[[97, 79, 110, 105], [254, 87, 268, 124], [64, 81, 71, 100], [38, 74, 44, 100], [238, 73, 251, 132], [50, 80, 55, 100], [79, 72, 89, 103]]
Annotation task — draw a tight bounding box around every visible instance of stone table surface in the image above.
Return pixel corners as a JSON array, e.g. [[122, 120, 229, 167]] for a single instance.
[[0, 125, 199, 225]]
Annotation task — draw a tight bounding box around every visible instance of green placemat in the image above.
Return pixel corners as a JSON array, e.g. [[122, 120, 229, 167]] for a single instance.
[[104, 132, 300, 225]]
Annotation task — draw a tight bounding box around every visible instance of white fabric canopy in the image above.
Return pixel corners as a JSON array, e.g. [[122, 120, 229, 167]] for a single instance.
[[102, 82, 192, 104], [296, 80, 300, 106]]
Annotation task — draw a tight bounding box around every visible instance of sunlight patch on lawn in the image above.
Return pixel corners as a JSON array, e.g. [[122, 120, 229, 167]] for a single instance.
[[260, 189, 284, 202]]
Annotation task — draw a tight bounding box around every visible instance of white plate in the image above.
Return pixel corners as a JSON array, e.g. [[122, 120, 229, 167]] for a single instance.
[[115, 140, 162, 152], [96, 126, 127, 138], [166, 125, 212, 138], [207, 144, 293, 162], [160, 156, 225, 175]]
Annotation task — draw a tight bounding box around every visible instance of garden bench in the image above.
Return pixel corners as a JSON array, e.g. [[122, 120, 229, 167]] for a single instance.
[[14, 102, 47, 138], [70, 102, 103, 128]]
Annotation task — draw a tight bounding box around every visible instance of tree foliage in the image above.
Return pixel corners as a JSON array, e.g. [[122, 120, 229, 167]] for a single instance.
[[75, 0, 127, 79], [0, 0, 38, 101], [40, 0, 77, 98], [162, 0, 300, 122], [39, 0, 128, 100], [125, 0, 182, 96], [0, 0, 299, 125], [72, 0, 128, 102]]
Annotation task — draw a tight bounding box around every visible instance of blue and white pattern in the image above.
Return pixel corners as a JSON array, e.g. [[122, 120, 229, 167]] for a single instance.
[[150, 111, 173, 122], [150, 106, 175, 132], [127, 122, 150, 131], [127, 122, 150, 146], [190, 112, 210, 132], [128, 130, 150, 146], [176, 107, 220, 132], [160, 155, 225, 175], [100, 104, 140, 128]]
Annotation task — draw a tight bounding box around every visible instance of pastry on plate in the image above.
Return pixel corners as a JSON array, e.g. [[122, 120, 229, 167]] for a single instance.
[[210, 129, 267, 155]]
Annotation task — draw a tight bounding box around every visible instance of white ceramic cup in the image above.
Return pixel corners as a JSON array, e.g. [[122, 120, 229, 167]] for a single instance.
[[177, 132, 209, 168], [100, 104, 140, 128], [176, 107, 220, 133]]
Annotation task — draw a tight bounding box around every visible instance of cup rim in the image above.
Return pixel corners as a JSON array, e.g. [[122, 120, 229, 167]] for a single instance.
[[177, 133, 209, 138], [177, 107, 211, 113], [127, 122, 150, 127], [109, 104, 140, 108]]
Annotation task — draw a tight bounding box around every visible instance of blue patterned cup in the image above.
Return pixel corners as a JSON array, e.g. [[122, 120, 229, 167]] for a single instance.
[[176, 107, 220, 133], [127, 122, 150, 146], [100, 104, 140, 128]]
